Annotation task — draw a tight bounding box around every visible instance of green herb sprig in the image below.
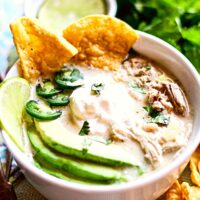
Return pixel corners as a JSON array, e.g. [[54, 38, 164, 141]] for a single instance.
[[79, 121, 90, 136], [150, 113, 170, 125], [129, 81, 146, 94], [143, 105, 170, 125], [91, 83, 105, 95]]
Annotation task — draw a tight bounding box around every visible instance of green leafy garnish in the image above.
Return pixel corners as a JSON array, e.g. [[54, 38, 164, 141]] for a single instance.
[[79, 121, 90, 136], [117, 0, 200, 73], [150, 113, 170, 125], [135, 166, 144, 176], [91, 83, 105, 95], [143, 105, 170, 125], [129, 81, 146, 94], [143, 105, 159, 118]]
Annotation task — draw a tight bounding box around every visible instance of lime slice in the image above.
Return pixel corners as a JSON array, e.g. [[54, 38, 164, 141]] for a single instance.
[[0, 77, 30, 151]]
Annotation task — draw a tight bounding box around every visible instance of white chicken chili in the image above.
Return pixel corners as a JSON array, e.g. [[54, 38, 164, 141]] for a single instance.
[[29, 53, 192, 182]]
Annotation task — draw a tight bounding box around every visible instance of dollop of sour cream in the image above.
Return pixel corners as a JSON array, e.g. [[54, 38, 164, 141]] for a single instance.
[[69, 67, 142, 137]]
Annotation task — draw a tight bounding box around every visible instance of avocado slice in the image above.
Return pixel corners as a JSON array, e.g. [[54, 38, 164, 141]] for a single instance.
[[28, 125, 126, 182], [34, 160, 109, 185], [35, 119, 141, 167]]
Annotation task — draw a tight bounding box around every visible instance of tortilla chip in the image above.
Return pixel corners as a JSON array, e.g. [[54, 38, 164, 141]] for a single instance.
[[63, 15, 138, 70], [166, 180, 200, 200], [165, 181, 183, 200], [10, 17, 78, 82], [190, 146, 200, 187], [181, 182, 200, 200]]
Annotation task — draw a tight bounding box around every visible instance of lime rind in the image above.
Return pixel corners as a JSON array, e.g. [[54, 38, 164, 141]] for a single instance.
[[0, 77, 30, 151]]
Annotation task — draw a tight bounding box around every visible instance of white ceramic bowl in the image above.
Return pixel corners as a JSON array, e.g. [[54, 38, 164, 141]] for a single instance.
[[24, 0, 117, 18], [3, 31, 200, 200]]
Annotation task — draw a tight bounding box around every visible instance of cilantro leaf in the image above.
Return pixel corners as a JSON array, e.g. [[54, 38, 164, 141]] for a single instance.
[[143, 105, 170, 125], [150, 113, 170, 125], [143, 105, 159, 118], [79, 121, 90, 136], [129, 81, 146, 94], [91, 83, 105, 95]]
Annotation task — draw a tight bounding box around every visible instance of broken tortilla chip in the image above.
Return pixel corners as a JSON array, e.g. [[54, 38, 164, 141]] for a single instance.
[[63, 15, 138, 70], [181, 182, 200, 200], [165, 181, 183, 200], [10, 17, 78, 82], [190, 146, 200, 187], [165, 180, 200, 200]]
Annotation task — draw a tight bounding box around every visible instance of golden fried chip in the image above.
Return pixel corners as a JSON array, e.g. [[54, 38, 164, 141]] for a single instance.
[[190, 146, 200, 187], [63, 15, 138, 70], [10, 17, 78, 82], [165, 181, 183, 200], [181, 182, 200, 200]]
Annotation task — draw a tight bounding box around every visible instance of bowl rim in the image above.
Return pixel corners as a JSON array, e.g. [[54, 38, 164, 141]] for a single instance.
[[24, 0, 117, 18], [3, 31, 200, 193]]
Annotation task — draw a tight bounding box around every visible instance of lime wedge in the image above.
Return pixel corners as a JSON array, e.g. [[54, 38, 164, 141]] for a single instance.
[[0, 77, 30, 151]]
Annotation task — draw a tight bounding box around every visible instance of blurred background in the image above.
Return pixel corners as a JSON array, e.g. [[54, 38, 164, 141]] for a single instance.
[[117, 0, 200, 73]]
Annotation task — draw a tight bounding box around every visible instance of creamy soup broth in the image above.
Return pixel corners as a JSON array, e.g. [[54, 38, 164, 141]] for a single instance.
[[29, 53, 192, 181]]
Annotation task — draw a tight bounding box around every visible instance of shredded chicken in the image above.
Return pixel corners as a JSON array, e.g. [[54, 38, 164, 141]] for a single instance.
[[146, 88, 173, 112], [147, 81, 189, 116], [159, 132, 187, 154], [136, 75, 151, 87], [111, 57, 190, 166], [162, 140, 186, 154], [111, 124, 127, 142], [163, 83, 189, 116], [112, 121, 188, 165], [123, 61, 134, 75], [129, 127, 163, 165], [134, 68, 147, 76], [152, 101, 165, 112], [111, 124, 163, 166], [69, 55, 191, 172]]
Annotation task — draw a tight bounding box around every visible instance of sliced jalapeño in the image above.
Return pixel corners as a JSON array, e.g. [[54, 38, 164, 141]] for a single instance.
[[26, 100, 62, 120], [46, 94, 70, 106], [55, 68, 84, 89], [36, 80, 61, 97]]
